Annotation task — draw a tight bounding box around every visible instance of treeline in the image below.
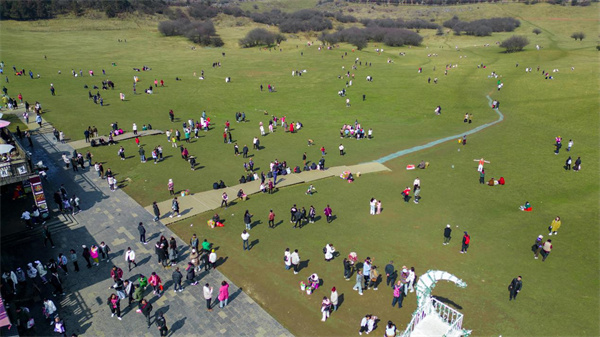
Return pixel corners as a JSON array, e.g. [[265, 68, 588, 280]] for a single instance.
[[158, 18, 224, 47], [248, 9, 334, 33], [0, 0, 170, 20], [361, 18, 440, 30], [443, 16, 520, 36], [239, 28, 286, 48], [335, 0, 593, 4], [319, 27, 423, 50]]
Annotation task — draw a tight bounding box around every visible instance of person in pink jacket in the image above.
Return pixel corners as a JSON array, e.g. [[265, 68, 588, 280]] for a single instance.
[[149, 272, 162, 297], [218, 281, 229, 308], [90, 245, 100, 266]]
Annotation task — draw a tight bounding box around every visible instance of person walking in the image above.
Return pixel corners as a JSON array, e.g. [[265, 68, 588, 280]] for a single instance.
[[90, 245, 100, 265], [138, 222, 146, 244], [549, 216, 561, 236], [385, 261, 396, 287], [43, 224, 55, 248], [155, 311, 169, 337], [172, 267, 183, 293], [541, 239, 553, 262], [443, 224, 452, 245], [353, 270, 364, 295], [343, 258, 352, 280], [324, 205, 333, 223], [508, 276, 522, 301], [532, 235, 544, 259], [57, 253, 69, 275], [152, 202, 160, 221], [82, 245, 91, 268], [189, 234, 199, 252], [268, 210, 275, 228], [137, 299, 153, 328], [218, 281, 229, 308], [99, 241, 111, 261], [168, 179, 174, 195], [241, 230, 250, 251], [460, 232, 470, 253], [284, 248, 292, 270], [107, 294, 122, 320], [291, 249, 300, 274], [170, 197, 180, 218], [392, 280, 404, 308], [53, 316, 66, 337], [203, 283, 213, 311], [125, 247, 137, 271], [50, 272, 65, 296]]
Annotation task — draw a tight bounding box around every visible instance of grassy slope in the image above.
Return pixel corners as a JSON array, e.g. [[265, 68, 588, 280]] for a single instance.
[[0, 3, 598, 336]]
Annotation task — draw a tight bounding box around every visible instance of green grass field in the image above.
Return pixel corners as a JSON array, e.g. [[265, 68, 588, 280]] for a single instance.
[[1, 3, 598, 336]]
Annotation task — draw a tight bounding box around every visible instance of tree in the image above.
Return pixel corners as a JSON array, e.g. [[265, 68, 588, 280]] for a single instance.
[[500, 35, 529, 53], [571, 32, 585, 41], [532, 28, 542, 35]]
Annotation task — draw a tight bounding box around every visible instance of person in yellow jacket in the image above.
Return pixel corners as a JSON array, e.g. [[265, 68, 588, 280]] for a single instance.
[[549, 216, 561, 235]]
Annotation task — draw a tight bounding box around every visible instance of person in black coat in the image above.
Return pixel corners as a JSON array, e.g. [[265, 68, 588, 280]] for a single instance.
[[155, 311, 168, 337], [138, 222, 146, 243], [138, 299, 153, 328], [509, 276, 522, 301], [152, 203, 160, 222], [172, 267, 183, 292], [82, 245, 91, 268], [186, 262, 197, 286], [443, 224, 452, 245], [50, 272, 64, 296]]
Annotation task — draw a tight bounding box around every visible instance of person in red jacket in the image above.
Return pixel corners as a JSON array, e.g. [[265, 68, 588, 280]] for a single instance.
[[402, 187, 411, 203], [460, 232, 470, 254]]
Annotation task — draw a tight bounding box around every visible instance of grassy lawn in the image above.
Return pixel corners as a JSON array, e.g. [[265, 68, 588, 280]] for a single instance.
[[1, 3, 598, 336]]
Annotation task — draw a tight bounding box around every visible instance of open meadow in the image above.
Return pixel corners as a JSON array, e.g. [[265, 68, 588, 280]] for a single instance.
[[1, 2, 598, 336]]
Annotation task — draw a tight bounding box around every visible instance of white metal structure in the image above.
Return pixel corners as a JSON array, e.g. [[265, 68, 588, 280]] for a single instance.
[[400, 270, 472, 337]]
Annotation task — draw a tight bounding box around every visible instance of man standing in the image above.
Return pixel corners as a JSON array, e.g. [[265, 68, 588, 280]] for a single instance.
[[172, 267, 183, 293], [221, 192, 228, 208], [268, 210, 275, 228], [508, 276, 522, 301], [324, 205, 333, 223], [413, 177, 420, 192], [43, 224, 55, 248], [353, 270, 364, 295], [241, 230, 250, 251], [339, 144, 344, 156], [460, 232, 470, 253], [138, 222, 146, 244], [190, 234, 199, 252], [291, 249, 300, 274], [242, 145, 249, 158], [170, 197, 180, 217], [385, 261, 396, 287], [139, 147, 146, 163], [125, 247, 137, 272], [203, 283, 213, 311], [21, 210, 32, 229], [443, 224, 452, 245]]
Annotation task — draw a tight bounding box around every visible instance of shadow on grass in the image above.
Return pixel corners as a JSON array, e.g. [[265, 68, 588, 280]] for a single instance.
[[249, 239, 259, 250], [298, 259, 310, 273], [433, 295, 463, 310], [216, 256, 228, 268]]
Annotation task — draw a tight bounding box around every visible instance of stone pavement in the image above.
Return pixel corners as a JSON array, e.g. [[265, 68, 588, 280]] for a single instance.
[[150, 162, 391, 225], [69, 130, 164, 150], [1, 118, 292, 336]]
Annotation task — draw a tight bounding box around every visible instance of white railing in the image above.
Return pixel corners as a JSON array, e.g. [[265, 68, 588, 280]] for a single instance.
[[399, 307, 427, 337], [400, 297, 468, 337]]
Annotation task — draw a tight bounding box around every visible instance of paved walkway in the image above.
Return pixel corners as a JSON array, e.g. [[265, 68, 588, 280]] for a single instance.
[[1, 119, 291, 336], [148, 162, 391, 225], [70, 130, 164, 150], [375, 95, 504, 163]]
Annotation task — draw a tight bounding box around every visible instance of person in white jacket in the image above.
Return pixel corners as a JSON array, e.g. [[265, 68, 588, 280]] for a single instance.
[[36, 261, 48, 284], [203, 283, 213, 311], [324, 244, 335, 262], [284, 248, 292, 270], [43, 298, 57, 322], [124, 247, 137, 272], [291, 249, 300, 274], [407, 267, 416, 293]]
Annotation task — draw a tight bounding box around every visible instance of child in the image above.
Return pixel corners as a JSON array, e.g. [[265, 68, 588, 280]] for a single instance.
[[305, 184, 316, 195]]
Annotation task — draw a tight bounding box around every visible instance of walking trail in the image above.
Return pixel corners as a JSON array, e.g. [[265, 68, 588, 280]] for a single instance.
[[150, 95, 503, 224]]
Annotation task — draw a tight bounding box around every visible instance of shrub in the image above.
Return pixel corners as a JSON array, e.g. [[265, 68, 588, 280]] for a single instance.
[[444, 16, 520, 36], [239, 28, 282, 48], [188, 3, 219, 20], [571, 32, 585, 41], [500, 35, 529, 53], [532, 28, 542, 35], [158, 19, 223, 47]]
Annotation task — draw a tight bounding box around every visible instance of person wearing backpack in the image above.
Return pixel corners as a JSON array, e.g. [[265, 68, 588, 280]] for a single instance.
[[460, 232, 470, 254], [392, 281, 404, 308]]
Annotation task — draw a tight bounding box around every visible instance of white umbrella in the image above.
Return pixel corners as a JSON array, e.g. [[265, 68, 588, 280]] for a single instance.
[[0, 120, 10, 128], [0, 144, 14, 154]]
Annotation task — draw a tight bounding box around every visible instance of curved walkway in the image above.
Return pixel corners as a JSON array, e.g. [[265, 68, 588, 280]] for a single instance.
[[375, 95, 504, 163]]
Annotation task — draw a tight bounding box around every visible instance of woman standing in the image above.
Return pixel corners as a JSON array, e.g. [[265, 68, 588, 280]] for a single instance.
[[369, 198, 376, 215], [185, 262, 197, 286], [549, 216, 561, 236], [218, 281, 229, 308], [330, 287, 338, 311], [203, 283, 213, 311], [376, 200, 382, 214], [149, 272, 162, 297], [152, 201, 160, 222], [308, 206, 316, 224], [169, 237, 178, 266], [90, 245, 100, 266], [107, 294, 122, 320]]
